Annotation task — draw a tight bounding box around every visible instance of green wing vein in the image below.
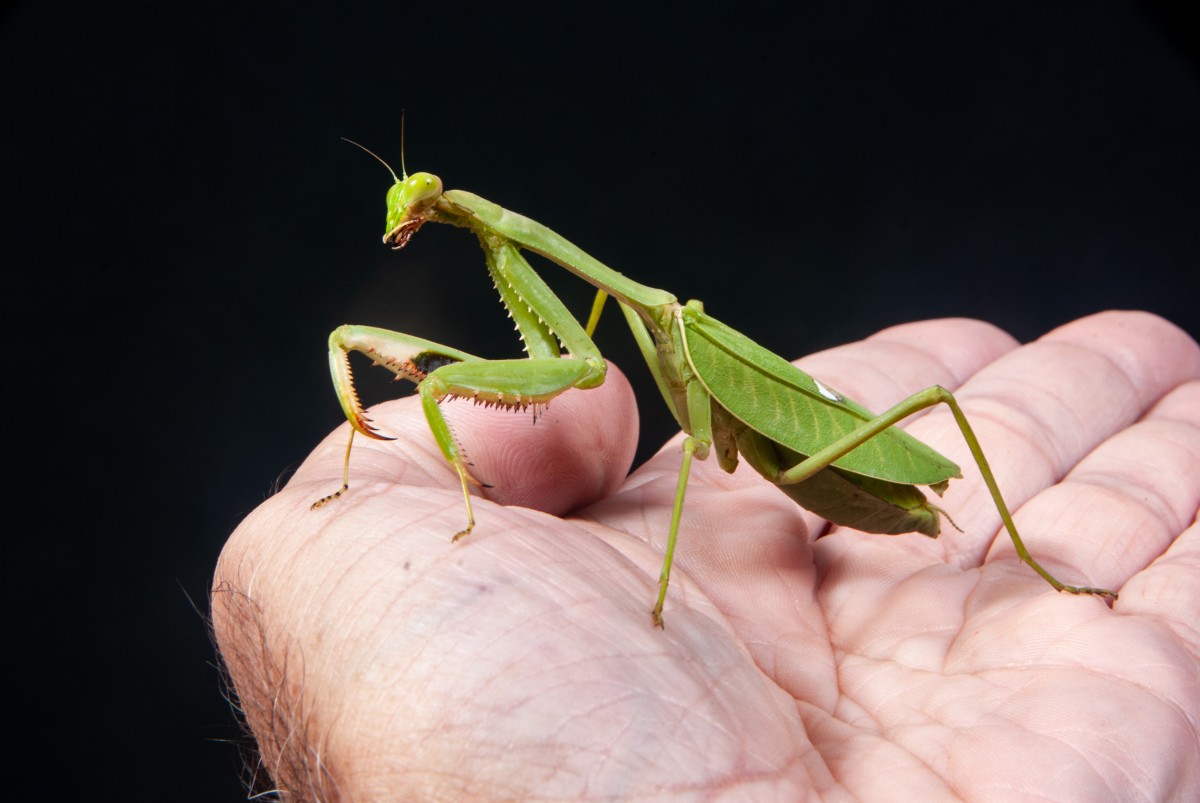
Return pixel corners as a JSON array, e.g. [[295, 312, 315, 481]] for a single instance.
[[681, 309, 959, 486]]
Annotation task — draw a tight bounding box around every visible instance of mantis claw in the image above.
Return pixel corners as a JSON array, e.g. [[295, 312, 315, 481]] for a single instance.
[[1059, 585, 1119, 602], [310, 485, 348, 510], [449, 462, 478, 541], [349, 414, 395, 442], [312, 429, 359, 509]]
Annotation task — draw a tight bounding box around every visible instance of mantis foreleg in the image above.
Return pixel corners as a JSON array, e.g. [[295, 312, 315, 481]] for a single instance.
[[311, 321, 605, 538]]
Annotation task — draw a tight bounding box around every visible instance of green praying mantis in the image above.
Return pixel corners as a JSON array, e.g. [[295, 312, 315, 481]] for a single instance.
[[312, 142, 1118, 626]]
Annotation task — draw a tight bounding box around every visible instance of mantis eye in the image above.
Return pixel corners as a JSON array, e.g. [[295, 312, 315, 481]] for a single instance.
[[385, 172, 443, 217], [402, 172, 443, 212]]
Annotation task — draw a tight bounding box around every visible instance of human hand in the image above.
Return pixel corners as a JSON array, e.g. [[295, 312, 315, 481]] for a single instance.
[[213, 311, 1200, 800]]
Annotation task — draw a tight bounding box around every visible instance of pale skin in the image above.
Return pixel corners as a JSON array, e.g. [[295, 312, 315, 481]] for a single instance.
[[214, 312, 1200, 800]]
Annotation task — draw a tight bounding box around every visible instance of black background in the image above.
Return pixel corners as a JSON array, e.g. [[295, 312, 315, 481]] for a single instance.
[[4, 1, 1197, 798]]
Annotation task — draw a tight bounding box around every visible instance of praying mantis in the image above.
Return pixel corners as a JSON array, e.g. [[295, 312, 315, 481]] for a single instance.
[[312, 144, 1118, 626]]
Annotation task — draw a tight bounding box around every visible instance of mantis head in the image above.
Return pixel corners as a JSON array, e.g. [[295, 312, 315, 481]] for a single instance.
[[341, 136, 444, 250], [383, 172, 443, 249]]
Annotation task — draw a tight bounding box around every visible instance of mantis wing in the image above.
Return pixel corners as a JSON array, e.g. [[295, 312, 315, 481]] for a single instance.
[[679, 305, 961, 487]]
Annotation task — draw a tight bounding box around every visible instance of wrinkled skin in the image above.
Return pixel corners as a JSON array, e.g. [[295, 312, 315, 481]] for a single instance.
[[214, 313, 1200, 801]]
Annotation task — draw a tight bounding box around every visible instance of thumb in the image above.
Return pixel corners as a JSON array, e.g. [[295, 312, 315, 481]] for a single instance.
[[438, 360, 639, 516]]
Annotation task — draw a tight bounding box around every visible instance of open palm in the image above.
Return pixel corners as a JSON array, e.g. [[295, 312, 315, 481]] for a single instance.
[[215, 312, 1200, 801]]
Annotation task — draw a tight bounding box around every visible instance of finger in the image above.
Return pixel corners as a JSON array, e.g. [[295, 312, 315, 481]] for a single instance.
[[796, 317, 1020, 415], [439, 360, 638, 516], [901, 311, 1199, 592], [1072, 379, 1200, 608]]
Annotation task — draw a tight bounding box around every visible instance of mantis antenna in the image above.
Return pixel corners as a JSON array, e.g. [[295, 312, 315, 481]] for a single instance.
[[400, 111, 408, 179], [341, 137, 401, 182]]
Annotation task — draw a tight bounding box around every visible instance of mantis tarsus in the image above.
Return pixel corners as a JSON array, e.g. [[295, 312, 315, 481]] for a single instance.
[[313, 145, 1118, 626]]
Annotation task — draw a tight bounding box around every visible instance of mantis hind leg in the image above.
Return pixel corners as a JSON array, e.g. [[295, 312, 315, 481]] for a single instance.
[[934, 389, 1117, 599], [779, 386, 1118, 600]]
